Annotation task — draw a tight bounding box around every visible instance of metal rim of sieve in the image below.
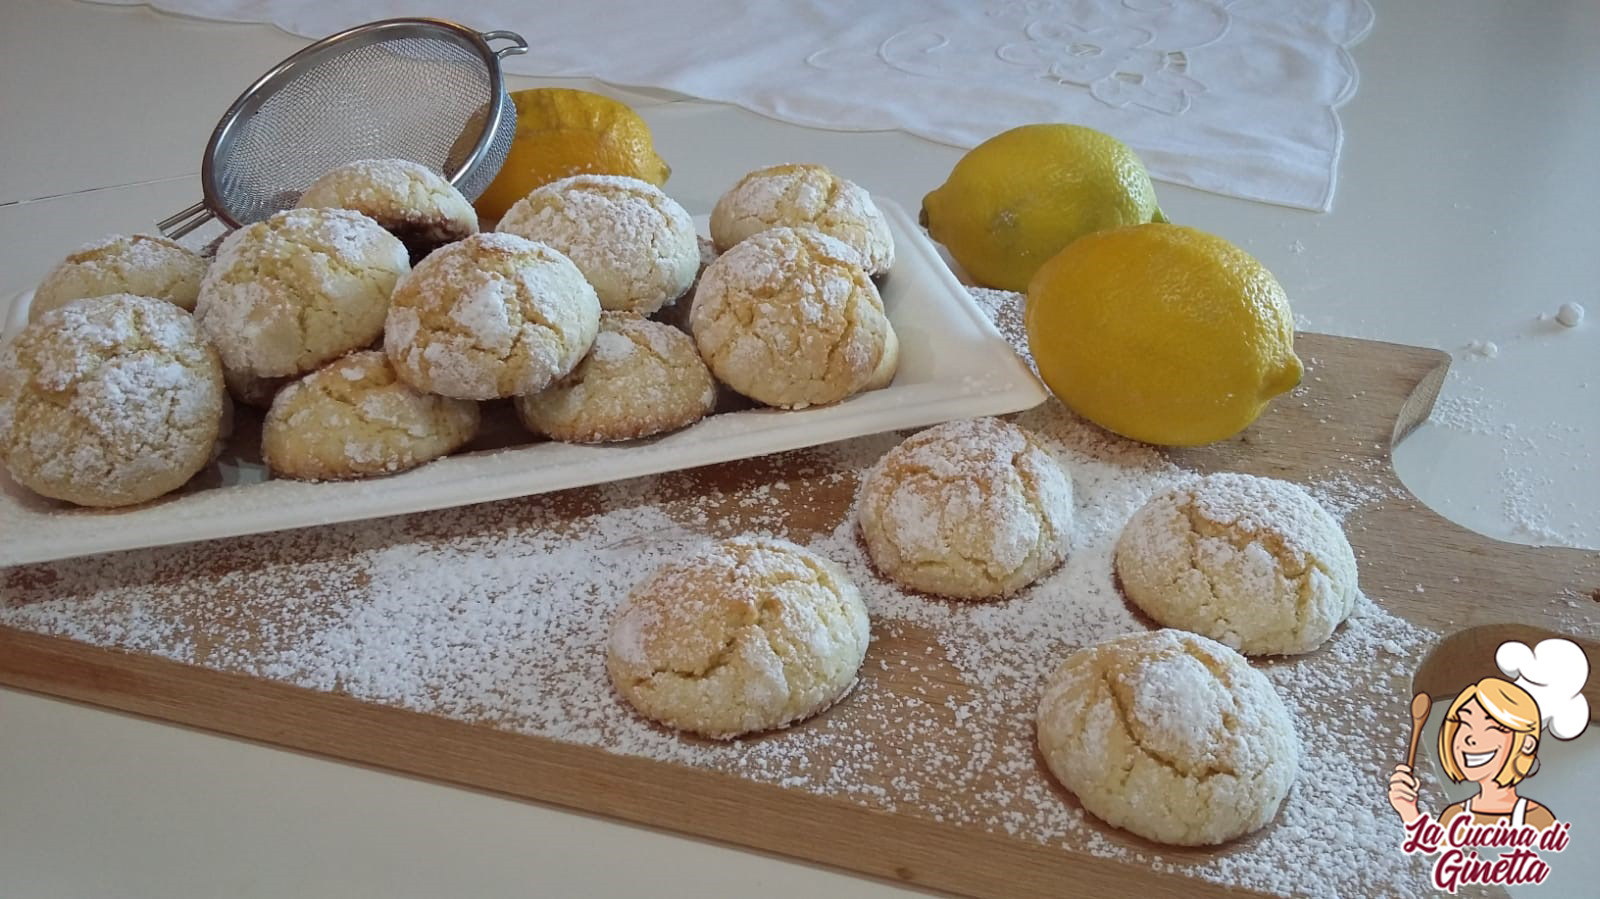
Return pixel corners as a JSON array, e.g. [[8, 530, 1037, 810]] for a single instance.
[[158, 18, 528, 239]]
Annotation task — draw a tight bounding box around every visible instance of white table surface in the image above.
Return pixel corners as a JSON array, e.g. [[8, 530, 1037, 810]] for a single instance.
[[1, 1, 1596, 896]]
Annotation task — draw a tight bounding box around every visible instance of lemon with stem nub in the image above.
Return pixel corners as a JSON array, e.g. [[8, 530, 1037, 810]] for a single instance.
[[473, 88, 670, 224], [1025, 223, 1303, 446], [921, 124, 1165, 292]]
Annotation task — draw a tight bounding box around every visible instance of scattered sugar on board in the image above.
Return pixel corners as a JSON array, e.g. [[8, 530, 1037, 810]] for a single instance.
[[1305, 463, 1408, 524], [1398, 366, 1598, 550], [0, 287, 1445, 897], [1429, 371, 1502, 436]]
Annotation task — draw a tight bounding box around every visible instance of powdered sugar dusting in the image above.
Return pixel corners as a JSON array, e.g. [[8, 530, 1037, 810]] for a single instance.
[[0, 294, 222, 498], [52, 233, 200, 290], [30, 233, 207, 320], [301, 158, 446, 206], [1128, 651, 1228, 759], [385, 233, 600, 400], [590, 329, 637, 364], [447, 280, 516, 351], [604, 534, 870, 739], [497, 175, 698, 315], [293, 157, 479, 260], [691, 227, 888, 408], [195, 207, 406, 378], [711, 163, 893, 273], [514, 313, 714, 443], [0, 288, 1443, 896], [857, 416, 1071, 597]]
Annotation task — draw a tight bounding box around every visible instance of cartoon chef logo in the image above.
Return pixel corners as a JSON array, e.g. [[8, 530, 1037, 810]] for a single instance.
[[1388, 638, 1590, 892]]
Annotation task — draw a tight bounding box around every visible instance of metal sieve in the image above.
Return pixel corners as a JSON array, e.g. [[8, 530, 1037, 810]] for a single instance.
[[158, 18, 528, 239]]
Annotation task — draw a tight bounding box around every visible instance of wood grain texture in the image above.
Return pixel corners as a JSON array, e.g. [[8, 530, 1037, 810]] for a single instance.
[[2, 331, 1597, 899]]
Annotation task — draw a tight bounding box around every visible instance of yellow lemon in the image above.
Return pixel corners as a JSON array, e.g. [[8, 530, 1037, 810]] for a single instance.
[[474, 88, 671, 223], [921, 124, 1164, 292], [1025, 223, 1302, 446]]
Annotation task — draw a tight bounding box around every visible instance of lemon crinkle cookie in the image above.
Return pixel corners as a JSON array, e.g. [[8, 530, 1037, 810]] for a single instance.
[[1036, 629, 1300, 846], [516, 312, 714, 443], [0, 294, 225, 507], [385, 233, 601, 400], [710, 163, 894, 275], [263, 351, 479, 481], [606, 536, 871, 740], [296, 158, 477, 262], [497, 174, 699, 315], [1114, 472, 1359, 656], [31, 233, 207, 322], [690, 226, 897, 409], [195, 208, 408, 381], [857, 417, 1072, 600]]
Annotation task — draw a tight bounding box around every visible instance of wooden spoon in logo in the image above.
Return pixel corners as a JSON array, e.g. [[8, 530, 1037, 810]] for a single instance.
[[1406, 692, 1432, 767]]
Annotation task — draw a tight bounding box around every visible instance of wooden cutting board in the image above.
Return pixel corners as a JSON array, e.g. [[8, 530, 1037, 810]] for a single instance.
[[2, 329, 1597, 899]]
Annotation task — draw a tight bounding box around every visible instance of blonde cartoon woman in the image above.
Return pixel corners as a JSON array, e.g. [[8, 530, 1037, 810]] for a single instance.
[[1388, 638, 1590, 831], [1390, 678, 1554, 829]]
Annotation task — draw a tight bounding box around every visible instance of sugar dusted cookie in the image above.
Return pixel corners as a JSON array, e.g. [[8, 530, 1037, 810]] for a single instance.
[[385, 233, 601, 400], [195, 208, 408, 380], [297, 158, 477, 262], [31, 233, 207, 322], [1114, 472, 1359, 656], [263, 351, 479, 481], [497, 174, 699, 315], [690, 226, 897, 409], [0, 294, 225, 507], [1036, 629, 1300, 846], [711, 163, 894, 275], [607, 536, 871, 739], [857, 417, 1072, 600], [515, 312, 715, 443]]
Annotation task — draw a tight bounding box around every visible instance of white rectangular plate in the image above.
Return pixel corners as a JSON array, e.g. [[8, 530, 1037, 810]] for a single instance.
[[0, 199, 1045, 566]]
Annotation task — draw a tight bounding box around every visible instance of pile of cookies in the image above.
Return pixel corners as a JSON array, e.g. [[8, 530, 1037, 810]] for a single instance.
[[607, 416, 1361, 849], [0, 160, 899, 508], [1, 150, 1353, 856]]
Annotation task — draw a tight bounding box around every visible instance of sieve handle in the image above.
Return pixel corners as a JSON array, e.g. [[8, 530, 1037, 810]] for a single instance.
[[481, 30, 528, 59], [157, 201, 216, 240]]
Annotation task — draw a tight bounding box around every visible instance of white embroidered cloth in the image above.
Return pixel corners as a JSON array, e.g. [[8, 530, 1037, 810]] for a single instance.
[[93, 0, 1373, 210]]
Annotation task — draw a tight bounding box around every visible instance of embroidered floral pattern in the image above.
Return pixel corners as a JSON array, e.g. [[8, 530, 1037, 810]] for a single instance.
[[806, 1, 1244, 116], [104, 0, 1377, 210], [999, 15, 1212, 114]]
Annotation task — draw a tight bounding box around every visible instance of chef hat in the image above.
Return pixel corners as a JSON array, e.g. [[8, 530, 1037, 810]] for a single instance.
[[1497, 638, 1591, 741]]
